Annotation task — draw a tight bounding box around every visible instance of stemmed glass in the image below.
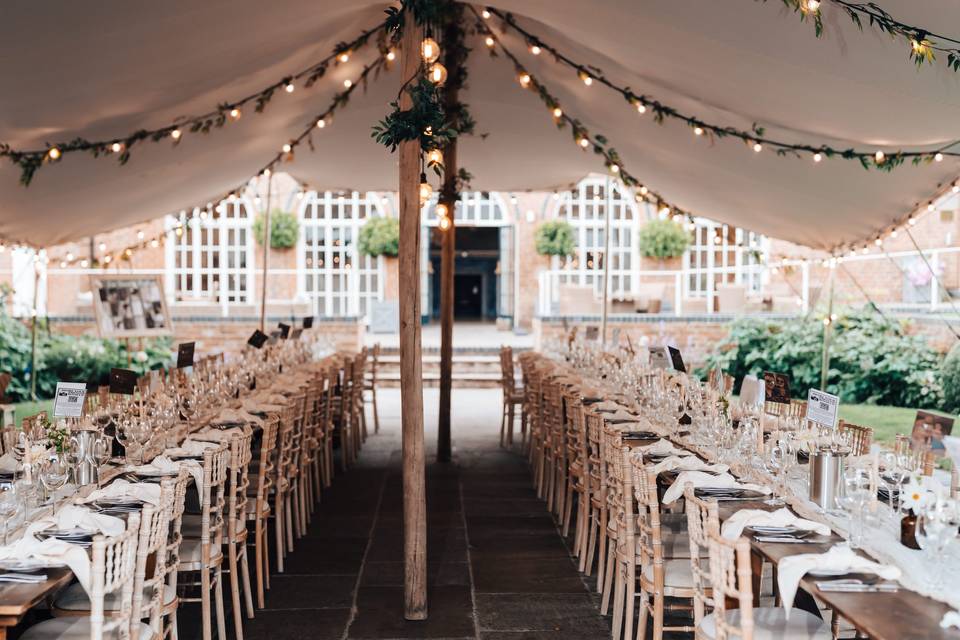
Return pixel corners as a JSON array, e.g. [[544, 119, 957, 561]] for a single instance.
[[765, 440, 786, 503], [0, 483, 20, 545], [39, 453, 69, 513], [838, 466, 872, 548], [93, 433, 112, 485], [916, 498, 960, 590]]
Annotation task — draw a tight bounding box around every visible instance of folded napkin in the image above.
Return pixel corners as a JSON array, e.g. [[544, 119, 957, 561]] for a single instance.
[[648, 455, 729, 477], [210, 408, 261, 428], [592, 400, 623, 413], [82, 478, 162, 506], [662, 471, 771, 505], [36, 504, 125, 537], [638, 439, 693, 458], [778, 544, 901, 616], [721, 507, 831, 540], [166, 440, 218, 457], [131, 455, 203, 499], [941, 611, 960, 630], [192, 427, 245, 443], [605, 408, 642, 424], [0, 452, 17, 473], [0, 530, 91, 592]]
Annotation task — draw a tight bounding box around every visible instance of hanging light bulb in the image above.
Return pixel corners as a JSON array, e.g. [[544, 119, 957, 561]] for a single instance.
[[927, 202, 936, 212], [427, 149, 443, 165], [103, 254, 113, 264], [98, 242, 107, 252], [874, 150, 885, 163], [47, 147, 61, 160], [484, 36, 495, 48], [421, 37, 441, 63], [935, 152, 944, 162], [282, 143, 293, 154], [229, 108, 241, 120], [284, 82, 295, 93], [636, 102, 647, 115], [343, 79, 353, 88], [481, 9, 491, 19], [438, 215, 451, 230], [578, 70, 593, 86], [419, 173, 433, 203], [552, 107, 563, 118], [609, 164, 620, 174], [518, 72, 531, 87], [875, 237, 883, 247], [170, 129, 182, 140], [428, 63, 448, 85], [316, 118, 326, 129], [136, 231, 145, 241], [66, 252, 74, 261], [338, 52, 350, 63], [578, 137, 590, 148], [110, 142, 123, 153], [386, 49, 396, 61], [813, 152, 823, 163], [530, 44, 541, 55], [890, 229, 898, 239], [953, 182, 960, 194], [436, 203, 449, 218], [752, 142, 763, 153], [59, 261, 67, 269], [658, 205, 670, 219], [805, 0, 820, 11], [639, 185, 649, 196], [909, 216, 917, 225], [80, 259, 88, 268], [150, 239, 159, 248], [693, 126, 704, 136]]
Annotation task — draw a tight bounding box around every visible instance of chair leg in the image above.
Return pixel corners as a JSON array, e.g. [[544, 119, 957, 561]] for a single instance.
[[600, 542, 616, 615], [623, 562, 636, 640], [612, 559, 625, 640], [595, 511, 607, 592], [636, 591, 649, 640], [499, 404, 507, 447], [228, 543, 244, 640], [285, 493, 295, 552], [254, 520, 265, 609], [201, 567, 212, 640], [262, 522, 271, 590], [562, 481, 574, 538], [240, 543, 255, 618], [214, 566, 227, 640], [584, 508, 598, 576], [372, 386, 380, 434], [274, 499, 285, 572]]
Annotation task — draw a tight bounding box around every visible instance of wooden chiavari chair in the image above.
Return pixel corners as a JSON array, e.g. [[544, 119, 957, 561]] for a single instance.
[[301, 375, 323, 516], [22, 514, 143, 640], [320, 365, 337, 488], [352, 350, 368, 449], [162, 470, 191, 640], [703, 530, 829, 640], [541, 377, 565, 516], [683, 485, 718, 636], [334, 359, 355, 471], [284, 393, 307, 545], [582, 407, 604, 577], [837, 421, 873, 456], [225, 429, 254, 639], [364, 343, 381, 434], [561, 386, 584, 540], [499, 346, 525, 447], [271, 404, 296, 569], [177, 442, 230, 640], [598, 423, 624, 617], [247, 415, 278, 609]]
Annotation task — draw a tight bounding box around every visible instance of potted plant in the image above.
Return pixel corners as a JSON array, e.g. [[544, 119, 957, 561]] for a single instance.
[[535, 220, 575, 263], [359, 217, 401, 300], [638, 218, 690, 269], [253, 209, 299, 250]]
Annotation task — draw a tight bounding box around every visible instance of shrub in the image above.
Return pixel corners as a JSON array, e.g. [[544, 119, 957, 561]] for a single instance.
[[0, 315, 172, 401], [638, 219, 690, 259], [535, 220, 575, 257], [941, 343, 960, 412], [358, 217, 400, 257], [697, 308, 945, 409], [253, 210, 299, 249]]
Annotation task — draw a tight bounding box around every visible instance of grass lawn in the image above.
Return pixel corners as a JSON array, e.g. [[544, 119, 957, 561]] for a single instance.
[[9, 399, 54, 427], [839, 403, 954, 445]]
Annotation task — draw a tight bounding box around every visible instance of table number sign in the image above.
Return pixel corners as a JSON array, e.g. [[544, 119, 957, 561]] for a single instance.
[[176, 342, 195, 368], [290, 328, 303, 340], [806, 388, 839, 427], [303, 316, 314, 329], [649, 346, 670, 370], [247, 329, 268, 349], [53, 382, 87, 417], [667, 346, 686, 373], [109, 368, 137, 395], [278, 322, 291, 339], [763, 371, 791, 404]]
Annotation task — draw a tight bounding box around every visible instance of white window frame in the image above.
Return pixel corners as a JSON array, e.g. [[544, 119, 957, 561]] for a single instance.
[[296, 191, 388, 321], [164, 197, 255, 307], [682, 218, 767, 298]]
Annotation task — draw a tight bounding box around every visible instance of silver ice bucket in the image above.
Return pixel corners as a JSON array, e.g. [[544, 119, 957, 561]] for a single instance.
[[70, 429, 100, 487], [809, 450, 846, 510]]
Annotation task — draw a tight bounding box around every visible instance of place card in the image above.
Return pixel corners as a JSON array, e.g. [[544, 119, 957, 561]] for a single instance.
[[278, 322, 291, 339], [53, 382, 87, 417], [806, 388, 839, 427], [649, 346, 670, 369], [763, 371, 791, 404], [290, 327, 303, 340], [109, 368, 137, 395], [247, 329, 268, 349], [667, 346, 686, 373], [176, 342, 195, 368], [303, 316, 314, 329]]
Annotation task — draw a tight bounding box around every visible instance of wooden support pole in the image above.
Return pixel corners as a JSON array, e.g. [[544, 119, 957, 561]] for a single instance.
[[398, 13, 428, 621], [820, 265, 836, 390], [599, 177, 612, 346], [437, 5, 465, 465], [259, 174, 273, 332]]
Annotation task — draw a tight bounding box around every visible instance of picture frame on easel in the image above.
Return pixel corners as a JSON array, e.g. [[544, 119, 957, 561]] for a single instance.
[[89, 274, 173, 339]]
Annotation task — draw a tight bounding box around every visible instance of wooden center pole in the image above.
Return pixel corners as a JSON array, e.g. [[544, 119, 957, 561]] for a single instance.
[[398, 13, 428, 621], [437, 5, 464, 465], [819, 264, 836, 391], [259, 173, 273, 332]]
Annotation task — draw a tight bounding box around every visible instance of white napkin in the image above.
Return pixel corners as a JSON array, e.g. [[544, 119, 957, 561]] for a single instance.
[[0, 452, 17, 473], [193, 428, 244, 443], [662, 471, 771, 505], [778, 544, 901, 616], [131, 455, 203, 500], [210, 408, 261, 428], [638, 439, 693, 458], [242, 399, 286, 415], [54, 505, 125, 536], [166, 440, 218, 457], [648, 455, 728, 477], [720, 508, 831, 540], [82, 478, 162, 506], [606, 409, 641, 424], [0, 530, 91, 592], [941, 611, 960, 630]]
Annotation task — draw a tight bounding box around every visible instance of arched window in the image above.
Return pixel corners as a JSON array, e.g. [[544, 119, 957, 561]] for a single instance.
[[165, 197, 254, 304], [297, 191, 388, 319], [423, 191, 512, 226], [551, 175, 643, 297]]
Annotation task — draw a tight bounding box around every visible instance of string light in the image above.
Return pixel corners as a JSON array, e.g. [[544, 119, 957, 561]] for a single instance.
[[136, 231, 145, 240], [427, 149, 443, 165], [338, 52, 350, 63], [421, 37, 441, 64], [636, 103, 647, 115], [170, 129, 182, 140], [436, 203, 449, 218], [935, 152, 944, 162], [577, 137, 590, 148], [419, 173, 433, 204], [953, 182, 959, 194], [110, 142, 123, 153], [47, 147, 61, 160], [284, 82, 295, 93], [693, 126, 704, 136], [343, 79, 353, 88], [578, 70, 593, 86], [316, 118, 326, 129], [518, 72, 531, 87], [439, 216, 451, 230], [752, 142, 763, 153], [386, 50, 396, 61], [428, 63, 448, 85], [804, 0, 820, 12], [875, 150, 885, 163], [530, 45, 541, 55], [481, 9, 491, 19], [552, 107, 563, 118], [813, 152, 822, 163], [229, 108, 241, 120], [98, 242, 106, 252], [485, 36, 495, 48]]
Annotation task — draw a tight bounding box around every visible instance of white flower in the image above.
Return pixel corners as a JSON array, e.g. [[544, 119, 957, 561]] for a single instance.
[[134, 350, 149, 363], [25, 444, 51, 465], [901, 476, 936, 512]]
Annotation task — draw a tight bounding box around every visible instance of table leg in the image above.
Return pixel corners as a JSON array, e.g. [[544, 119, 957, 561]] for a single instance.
[[750, 550, 762, 608]]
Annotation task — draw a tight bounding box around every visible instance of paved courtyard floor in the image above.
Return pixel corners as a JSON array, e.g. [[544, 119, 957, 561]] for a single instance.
[[188, 388, 611, 640]]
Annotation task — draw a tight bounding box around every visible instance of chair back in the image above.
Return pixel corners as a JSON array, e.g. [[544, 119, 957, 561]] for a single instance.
[[163, 470, 190, 613], [630, 457, 666, 587], [706, 530, 756, 640], [683, 484, 718, 626], [226, 429, 254, 541], [500, 347, 517, 394], [90, 513, 141, 640], [838, 420, 873, 456], [132, 482, 174, 639], [199, 443, 231, 561], [254, 416, 279, 512]]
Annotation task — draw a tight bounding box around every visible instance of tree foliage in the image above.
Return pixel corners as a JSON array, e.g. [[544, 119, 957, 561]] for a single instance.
[[535, 220, 575, 257]]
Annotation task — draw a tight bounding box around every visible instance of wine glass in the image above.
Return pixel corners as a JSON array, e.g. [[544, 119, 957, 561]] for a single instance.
[[39, 453, 69, 513], [839, 466, 871, 548], [916, 498, 960, 589], [0, 483, 20, 545], [93, 433, 113, 485]]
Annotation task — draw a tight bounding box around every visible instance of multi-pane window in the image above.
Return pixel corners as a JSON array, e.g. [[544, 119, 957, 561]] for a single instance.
[[684, 219, 766, 296], [165, 198, 253, 303], [551, 176, 641, 297], [297, 191, 387, 319], [423, 191, 510, 226]]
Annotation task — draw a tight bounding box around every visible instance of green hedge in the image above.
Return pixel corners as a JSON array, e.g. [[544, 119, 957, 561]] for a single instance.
[[0, 315, 173, 402], [697, 309, 945, 409]]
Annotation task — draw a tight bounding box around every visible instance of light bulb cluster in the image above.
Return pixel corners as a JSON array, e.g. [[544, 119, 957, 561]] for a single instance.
[[485, 6, 960, 171], [4, 19, 391, 185]]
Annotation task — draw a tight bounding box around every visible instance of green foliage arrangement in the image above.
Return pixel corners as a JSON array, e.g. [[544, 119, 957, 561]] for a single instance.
[[940, 343, 960, 413], [697, 308, 945, 410], [0, 315, 172, 402], [253, 210, 299, 249], [638, 219, 690, 260], [534, 220, 575, 257], [358, 217, 400, 257]]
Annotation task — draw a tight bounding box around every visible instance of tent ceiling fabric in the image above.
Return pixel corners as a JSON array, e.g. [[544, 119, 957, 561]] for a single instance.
[[2, 0, 960, 249]]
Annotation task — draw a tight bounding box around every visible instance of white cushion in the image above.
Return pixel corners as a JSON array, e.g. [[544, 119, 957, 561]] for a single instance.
[[642, 558, 694, 589], [699, 608, 829, 640], [178, 539, 223, 565], [54, 582, 176, 612], [21, 617, 155, 640]]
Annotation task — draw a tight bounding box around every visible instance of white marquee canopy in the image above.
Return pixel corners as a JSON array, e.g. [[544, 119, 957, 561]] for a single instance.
[[2, 0, 960, 249]]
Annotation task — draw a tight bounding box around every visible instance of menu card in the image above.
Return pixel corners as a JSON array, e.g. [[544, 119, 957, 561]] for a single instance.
[[176, 342, 195, 368], [247, 330, 268, 349]]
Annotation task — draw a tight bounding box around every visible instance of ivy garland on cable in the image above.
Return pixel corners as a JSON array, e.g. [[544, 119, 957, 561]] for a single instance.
[[763, 0, 960, 71], [1, 20, 390, 186], [487, 7, 960, 171]]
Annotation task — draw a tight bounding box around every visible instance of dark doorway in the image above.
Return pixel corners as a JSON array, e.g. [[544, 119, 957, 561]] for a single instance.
[[454, 274, 484, 318]]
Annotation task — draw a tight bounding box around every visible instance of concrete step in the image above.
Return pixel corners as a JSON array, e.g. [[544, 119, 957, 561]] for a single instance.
[[377, 371, 503, 388], [377, 354, 501, 364]]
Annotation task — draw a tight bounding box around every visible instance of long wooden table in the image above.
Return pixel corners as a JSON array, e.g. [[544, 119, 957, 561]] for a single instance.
[[622, 435, 959, 640]]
